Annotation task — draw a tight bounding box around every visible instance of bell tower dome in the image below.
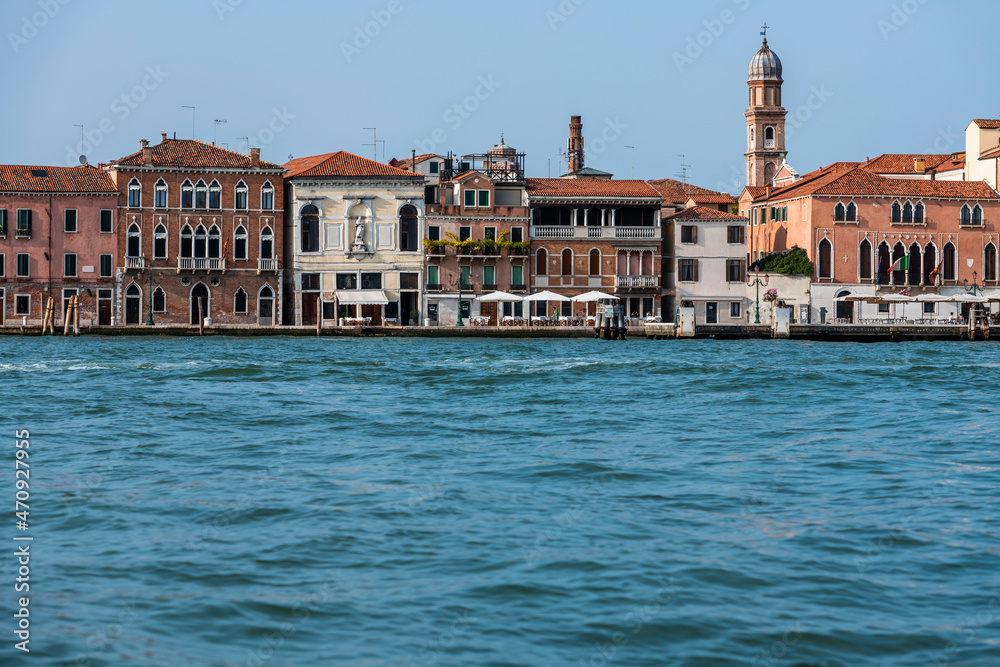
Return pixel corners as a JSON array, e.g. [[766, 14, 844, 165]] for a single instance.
[[745, 28, 787, 188]]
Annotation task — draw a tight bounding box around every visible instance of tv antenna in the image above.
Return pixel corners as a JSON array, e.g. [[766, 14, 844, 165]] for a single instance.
[[213, 118, 227, 145], [363, 127, 380, 161], [676, 155, 692, 194], [625, 145, 635, 178], [73, 124, 86, 164], [182, 105, 196, 139], [237, 137, 250, 153]]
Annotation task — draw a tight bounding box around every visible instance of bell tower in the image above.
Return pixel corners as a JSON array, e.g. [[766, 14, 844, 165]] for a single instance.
[[745, 26, 786, 188]]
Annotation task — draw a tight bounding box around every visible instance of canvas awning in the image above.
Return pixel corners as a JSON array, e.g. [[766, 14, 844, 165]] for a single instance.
[[335, 290, 389, 305]]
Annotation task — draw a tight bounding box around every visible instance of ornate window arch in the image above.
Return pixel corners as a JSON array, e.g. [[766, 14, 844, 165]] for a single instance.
[[536, 248, 548, 275], [914, 201, 924, 223], [234, 287, 248, 313], [261, 181, 274, 210], [846, 201, 857, 222], [154, 223, 168, 259], [208, 225, 221, 258], [152, 286, 166, 312], [128, 178, 141, 208], [208, 180, 222, 209], [194, 224, 208, 258], [902, 201, 913, 223], [235, 180, 248, 210], [234, 225, 248, 260], [260, 225, 274, 260], [891, 201, 902, 223], [127, 223, 141, 257], [834, 202, 845, 222], [859, 238, 872, 281], [181, 179, 193, 208], [588, 248, 601, 276], [817, 238, 832, 279], [154, 178, 168, 208], [973, 204, 983, 225], [984, 242, 997, 282], [960, 204, 971, 225], [195, 180, 208, 209], [943, 241, 957, 281], [180, 224, 193, 258]]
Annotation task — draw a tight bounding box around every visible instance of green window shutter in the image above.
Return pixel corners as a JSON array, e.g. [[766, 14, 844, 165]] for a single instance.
[[464, 189, 476, 207], [478, 190, 490, 207]]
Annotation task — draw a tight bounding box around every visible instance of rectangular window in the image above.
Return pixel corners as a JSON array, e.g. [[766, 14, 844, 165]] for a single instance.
[[429, 161, 439, 174], [478, 190, 490, 207], [16, 253, 29, 277], [360, 272, 382, 290], [427, 265, 440, 286], [15, 294, 30, 316], [16, 209, 31, 237], [0, 253, 4, 276], [483, 265, 496, 288], [100, 209, 113, 233], [0, 209, 6, 235], [400, 272, 419, 290], [510, 227, 524, 243], [335, 273, 357, 290], [484, 227, 496, 241], [459, 226, 471, 241], [923, 302, 935, 314], [511, 265, 523, 288], [301, 273, 321, 290], [727, 225, 745, 244], [878, 303, 889, 313], [730, 302, 742, 318], [64, 253, 77, 277], [62, 288, 78, 316], [726, 259, 746, 282], [64, 209, 77, 233], [464, 189, 476, 207], [679, 259, 697, 282], [99, 254, 112, 277], [428, 225, 440, 241], [424, 186, 437, 205], [460, 265, 471, 287], [680, 225, 697, 244]]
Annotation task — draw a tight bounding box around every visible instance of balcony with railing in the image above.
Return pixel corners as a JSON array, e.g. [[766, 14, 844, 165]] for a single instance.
[[615, 275, 658, 289], [531, 226, 659, 240], [124, 255, 145, 270], [425, 283, 443, 292], [178, 257, 226, 272], [258, 258, 278, 273]]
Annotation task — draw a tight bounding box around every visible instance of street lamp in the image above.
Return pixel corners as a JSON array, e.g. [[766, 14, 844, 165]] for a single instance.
[[140, 271, 162, 326], [964, 271, 984, 327], [448, 271, 478, 326], [747, 270, 770, 324]]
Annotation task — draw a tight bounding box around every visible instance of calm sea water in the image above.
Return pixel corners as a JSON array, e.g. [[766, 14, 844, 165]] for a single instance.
[[2, 337, 1000, 667]]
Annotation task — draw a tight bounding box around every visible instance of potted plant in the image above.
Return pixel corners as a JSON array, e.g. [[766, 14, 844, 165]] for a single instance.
[[509, 241, 530, 256], [423, 238, 447, 255], [762, 288, 778, 303], [408, 310, 419, 326]]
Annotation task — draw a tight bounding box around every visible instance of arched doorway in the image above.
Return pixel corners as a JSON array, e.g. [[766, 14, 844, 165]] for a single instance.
[[125, 284, 141, 324], [190, 283, 210, 325], [818, 239, 832, 279], [258, 285, 274, 326], [835, 289, 854, 323], [877, 243, 891, 285], [923, 244, 937, 285]]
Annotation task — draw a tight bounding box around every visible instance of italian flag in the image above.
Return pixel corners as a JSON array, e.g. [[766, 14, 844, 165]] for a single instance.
[[889, 256, 909, 273]]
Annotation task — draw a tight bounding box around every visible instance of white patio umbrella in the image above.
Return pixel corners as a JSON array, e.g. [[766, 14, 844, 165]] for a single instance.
[[879, 294, 915, 302], [952, 294, 989, 303], [570, 291, 620, 302], [914, 294, 953, 302], [524, 290, 566, 323], [475, 291, 522, 302]]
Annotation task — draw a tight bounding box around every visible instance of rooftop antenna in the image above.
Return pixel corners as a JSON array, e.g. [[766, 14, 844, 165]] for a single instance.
[[213, 118, 227, 145], [625, 145, 635, 179], [363, 127, 379, 160], [182, 106, 196, 139], [558, 148, 568, 176], [237, 136, 249, 153], [548, 155, 551, 178], [73, 124, 86, 164], [376, 138, 386, 162], [676, 155, 692, 195]]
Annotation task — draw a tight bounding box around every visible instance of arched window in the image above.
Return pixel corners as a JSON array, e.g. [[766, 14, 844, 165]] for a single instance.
[[208, 225, 221, 258], [127, 223, 141, 257], [261, 181, 274, 210], [764, 126, 774, 146], [902, 202, 913, 223], [907, 242, 921, 285], [234, 226, 247, 260], [588, 249, 600, 276], [154, 223, 167, 259], [859, 239, 872, 280], [154, 179, 167, 208], [125, 284, 141, 324], [235, 181, 248, 210], [128, 179, 141, 208], [818, 238, 832, 279], [536, 248, 548, 275], [973, 204, 983, 225], [260, 226, 274, 260], [943, 242, 956, 281], [892, 242, 906, 284], [181, 180, 193, 208], [234, 287, 248, 313], [194, 225, 207, 258], [834, 203, 845, 221], [300, 205, 319, 253], [399, 204, 418, 252], [846, 202, 857, 222], [960, 204, 971, 225], [877, 242, 891, 285], [208, 180, 221, 209], [891, 201, 902, 223], [561, 248, 573, 276], [914, 202, 924, 223], [985, 243, 998, 282], [180, 224, 193, 258], [152, 286, 165, 312], [923, 243, 936, 285], [195, 180, 207, 209]]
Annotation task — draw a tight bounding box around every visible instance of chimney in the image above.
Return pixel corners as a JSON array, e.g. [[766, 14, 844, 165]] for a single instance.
[[250, 147, 260, 168], [567, 115, 584, 174], [929, 169, 936, 181], [140, 139, 152, 165], [160, 131, 168, 143], [914, 158, 925, 174]]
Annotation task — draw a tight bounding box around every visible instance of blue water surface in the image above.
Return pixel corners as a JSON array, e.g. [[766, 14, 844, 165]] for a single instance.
[[2, 337, 999, 666]]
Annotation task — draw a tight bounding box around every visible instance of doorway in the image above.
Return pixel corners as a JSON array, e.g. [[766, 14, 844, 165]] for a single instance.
[[705, 302, 718, 324], [125, 284, 141, 324], [98, 289, 112, 325], [399, 292, 417, 325], [480, 301, 498, 326], [258, 285, 274, 326], [190, 283, 209, 325], [835, 291, 854, 323], [361, 303, 382, 325], [301, 293, 318, 326]]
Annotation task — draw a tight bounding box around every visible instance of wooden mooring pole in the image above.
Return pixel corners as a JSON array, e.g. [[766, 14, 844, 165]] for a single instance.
[[198, 297, 204, 335]]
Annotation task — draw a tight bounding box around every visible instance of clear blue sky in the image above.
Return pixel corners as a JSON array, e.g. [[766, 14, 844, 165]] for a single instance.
[[3, 0, 996, 194]]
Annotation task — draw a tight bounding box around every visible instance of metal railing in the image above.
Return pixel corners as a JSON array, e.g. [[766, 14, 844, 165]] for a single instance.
[[615, 275, 658, 288], [531, 226, 658, 240], [178, 257, 226, 271]]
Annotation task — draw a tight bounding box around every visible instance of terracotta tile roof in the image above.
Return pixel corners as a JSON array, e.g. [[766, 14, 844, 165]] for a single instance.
[[663, 205, 746, 222], [284, 151, 422, 179], [395, 153, 439, 170], [0, 164, 118, 193], [973, 119, 1000, 129], [862, 153, 952, 175], [935, 153, 967, 171], [453, 171, 491, 183], [646, 178, 732, 204], [979, 145, 1000, 160], [111, 139, 282, 170], [744, 162, 859, 202], [526, 178, 661, 199]]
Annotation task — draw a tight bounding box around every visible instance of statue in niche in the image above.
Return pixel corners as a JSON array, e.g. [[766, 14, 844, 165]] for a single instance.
[[353, 216, 366, 250]]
